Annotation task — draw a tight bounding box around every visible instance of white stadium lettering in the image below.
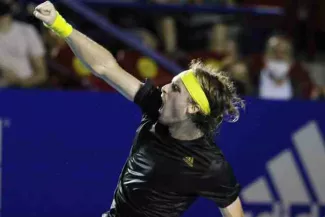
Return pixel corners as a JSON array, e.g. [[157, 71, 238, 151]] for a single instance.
[[241, 121, 325, 217]]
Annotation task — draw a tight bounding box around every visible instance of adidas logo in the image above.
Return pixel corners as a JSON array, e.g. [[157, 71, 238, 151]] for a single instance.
[[183, 156, 194, 167], [241, 121, 325, 217]]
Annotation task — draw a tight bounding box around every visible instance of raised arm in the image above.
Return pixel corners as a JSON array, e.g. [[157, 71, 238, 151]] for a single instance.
[[65, 30, 142, 100], [33, 1, 142, 101]]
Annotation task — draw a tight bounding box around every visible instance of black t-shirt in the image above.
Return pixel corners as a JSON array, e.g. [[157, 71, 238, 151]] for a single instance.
[[105, 79, 240, 217]]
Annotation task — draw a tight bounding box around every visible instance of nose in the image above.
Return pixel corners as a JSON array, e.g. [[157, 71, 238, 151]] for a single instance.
[[161, 84, 167, 94]]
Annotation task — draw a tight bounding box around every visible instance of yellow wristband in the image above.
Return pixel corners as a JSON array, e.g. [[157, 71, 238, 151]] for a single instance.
[[46, 12, 73, 38]]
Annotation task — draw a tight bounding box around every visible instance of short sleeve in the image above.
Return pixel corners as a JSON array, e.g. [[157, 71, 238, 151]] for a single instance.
[[134, 79, 162, 121], [198, 160, 241, 208], [25, 25, 45, 57]]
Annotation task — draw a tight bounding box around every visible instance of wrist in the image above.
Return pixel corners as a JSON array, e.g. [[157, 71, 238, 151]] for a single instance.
[[47, 12, 73, 38]]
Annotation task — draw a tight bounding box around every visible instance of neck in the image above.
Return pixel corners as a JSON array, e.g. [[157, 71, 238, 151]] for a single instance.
[[168, 119, 204, 141]]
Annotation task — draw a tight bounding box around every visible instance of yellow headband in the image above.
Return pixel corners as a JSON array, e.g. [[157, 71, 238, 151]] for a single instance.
[[180, 70, 211, 115]]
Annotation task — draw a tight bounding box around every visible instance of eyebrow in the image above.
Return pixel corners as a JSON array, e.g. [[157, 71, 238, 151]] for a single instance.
[[172, 81, 182, 93]]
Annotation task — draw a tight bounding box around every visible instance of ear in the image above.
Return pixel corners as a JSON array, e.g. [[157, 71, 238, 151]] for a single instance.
[[187, 103, 200, 114]]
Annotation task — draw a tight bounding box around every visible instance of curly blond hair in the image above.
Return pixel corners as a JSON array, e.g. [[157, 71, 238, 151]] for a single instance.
[[189, 59, 245, 137]]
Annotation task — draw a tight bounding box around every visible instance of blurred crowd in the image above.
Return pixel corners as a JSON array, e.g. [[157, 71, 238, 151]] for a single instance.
[[1, 0, 325, 100]]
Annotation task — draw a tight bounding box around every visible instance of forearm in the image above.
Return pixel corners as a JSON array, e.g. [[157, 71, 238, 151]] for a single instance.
[[20, 72, 47, 87], [0, 66, 23, 86], [1, 74, 21, 86], [33, 2, 142, 100], [2, 72, 44, 87], [21, 56, 48, 87], [64, 29, 141, 100], [65, 29, 117, 74]]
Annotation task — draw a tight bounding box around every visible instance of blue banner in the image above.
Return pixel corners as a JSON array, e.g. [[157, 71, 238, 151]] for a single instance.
[[1, 89, 324, 217]]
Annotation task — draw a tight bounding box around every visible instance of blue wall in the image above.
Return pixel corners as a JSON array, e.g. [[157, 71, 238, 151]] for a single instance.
[[1, 89, 325, 217]]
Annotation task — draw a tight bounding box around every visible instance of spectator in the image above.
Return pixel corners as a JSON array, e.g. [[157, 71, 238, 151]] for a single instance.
[[228, 61, 252, 96], [208, 23, 239, 70], [180, 22, 251, 95], [150, 0, 179, 55], [105, 1, 160, 52], [0, 1, 47, 88], [179, 23, 240, 69], [247, 34, 313, 100]]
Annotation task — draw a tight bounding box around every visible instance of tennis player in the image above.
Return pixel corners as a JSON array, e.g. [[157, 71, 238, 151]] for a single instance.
[[34, 2, 245, 217]]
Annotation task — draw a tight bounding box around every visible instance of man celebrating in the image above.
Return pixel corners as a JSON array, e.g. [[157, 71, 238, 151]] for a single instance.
[[33, 2, 244, 217]]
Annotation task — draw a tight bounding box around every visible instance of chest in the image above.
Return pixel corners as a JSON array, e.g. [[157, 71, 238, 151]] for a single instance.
[[0, 26, 28, 58], [259, 70, 293, 99], [125, 130, 209, 193]]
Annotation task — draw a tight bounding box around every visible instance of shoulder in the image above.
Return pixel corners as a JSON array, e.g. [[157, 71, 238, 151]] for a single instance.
[[209, 157, 233, 177], [194, 142, 241, 207], [134, 79, 161, 102], [200, 144, 235, 180], [190, 140, 226, 172], [198, 139, 224, 161], [134, 79, 162, 121]]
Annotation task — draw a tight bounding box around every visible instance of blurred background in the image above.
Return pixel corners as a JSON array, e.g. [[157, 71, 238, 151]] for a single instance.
[[0, 0, 324, 217]]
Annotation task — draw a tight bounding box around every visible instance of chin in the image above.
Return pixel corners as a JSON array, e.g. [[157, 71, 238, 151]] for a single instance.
[[158, 114, 173, 126], [158, 115, 168, 125]]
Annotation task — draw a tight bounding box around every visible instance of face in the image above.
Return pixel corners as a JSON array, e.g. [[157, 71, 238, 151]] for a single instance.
[[267, 37, 292, 61], [159, 73, 194, 125], [265, 37, 292, 81]]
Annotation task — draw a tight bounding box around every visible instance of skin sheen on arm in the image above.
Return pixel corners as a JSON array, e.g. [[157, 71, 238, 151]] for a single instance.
[[65, 29, 142, 101], [34, 1, 143, 101], [219, 197, 244, 217]]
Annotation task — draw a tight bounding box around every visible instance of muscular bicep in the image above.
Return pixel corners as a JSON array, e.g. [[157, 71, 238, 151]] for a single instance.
[[94, 63, 142, 101], [219, 197, 244, 217], [66, 29, 142, 101]]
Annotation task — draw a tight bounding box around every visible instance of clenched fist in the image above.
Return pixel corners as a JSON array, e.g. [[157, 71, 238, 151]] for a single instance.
[[33, 1, 57, 26]]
